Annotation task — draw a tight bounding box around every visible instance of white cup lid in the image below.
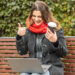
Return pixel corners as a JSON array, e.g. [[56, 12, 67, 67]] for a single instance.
[[48, 22, 57, 27]]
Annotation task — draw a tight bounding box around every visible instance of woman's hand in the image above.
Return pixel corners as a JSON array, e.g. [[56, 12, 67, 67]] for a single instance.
[[45, 28, 57, 42], [17, 23, 26, 36]]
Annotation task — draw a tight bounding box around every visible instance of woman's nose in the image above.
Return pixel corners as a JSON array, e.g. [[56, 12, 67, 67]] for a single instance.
[[35, 17, 39, 21]]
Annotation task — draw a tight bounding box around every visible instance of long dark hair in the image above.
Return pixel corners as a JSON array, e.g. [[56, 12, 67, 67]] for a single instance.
[[28, 1, 60, 30]]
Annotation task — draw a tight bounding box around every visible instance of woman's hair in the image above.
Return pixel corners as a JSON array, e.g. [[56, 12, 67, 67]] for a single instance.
[[28, 1, 61, 30]]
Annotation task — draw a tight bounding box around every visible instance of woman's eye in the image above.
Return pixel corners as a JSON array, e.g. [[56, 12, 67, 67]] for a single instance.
[[32, 15, 42, 19], [38, 16, 42, 18], [32, 15, 36, 17]]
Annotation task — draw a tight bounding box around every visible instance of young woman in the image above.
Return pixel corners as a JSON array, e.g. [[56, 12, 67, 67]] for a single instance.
[[16, 1, 67, 75]]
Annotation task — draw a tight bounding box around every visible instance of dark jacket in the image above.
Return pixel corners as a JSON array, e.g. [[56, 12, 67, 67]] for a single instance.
[[16, 28, 67, 75]]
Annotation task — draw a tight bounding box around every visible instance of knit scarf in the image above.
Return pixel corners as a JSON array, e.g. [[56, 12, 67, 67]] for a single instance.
[[25, 18, 48, 34]]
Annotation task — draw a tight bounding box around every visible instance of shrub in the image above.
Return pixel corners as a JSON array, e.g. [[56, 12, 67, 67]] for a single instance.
[[0, 0, 75, 36]]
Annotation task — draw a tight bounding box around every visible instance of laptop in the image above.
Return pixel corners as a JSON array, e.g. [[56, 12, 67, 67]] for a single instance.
[[7, 58, 51, 73]]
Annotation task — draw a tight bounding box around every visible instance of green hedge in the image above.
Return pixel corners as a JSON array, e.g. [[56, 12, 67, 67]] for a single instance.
[[0, 0, 75, 36]]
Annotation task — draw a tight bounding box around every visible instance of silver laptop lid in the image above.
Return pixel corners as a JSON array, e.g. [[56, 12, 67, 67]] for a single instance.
[[7, 58, 51, 73]]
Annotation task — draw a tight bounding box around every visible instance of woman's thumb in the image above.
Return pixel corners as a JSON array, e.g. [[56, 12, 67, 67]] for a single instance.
[[18, 23, 21, 27]]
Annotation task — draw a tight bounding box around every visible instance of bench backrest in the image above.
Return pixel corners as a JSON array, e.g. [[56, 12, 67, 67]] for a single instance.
[[63, 36, 75, 75], [0, 37, 75, 75]]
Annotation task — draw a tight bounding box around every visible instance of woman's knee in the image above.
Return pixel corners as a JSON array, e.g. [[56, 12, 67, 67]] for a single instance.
[[20, 73, 30, 75], [31, 73, 40, 75], [42, 71, 50, 75]]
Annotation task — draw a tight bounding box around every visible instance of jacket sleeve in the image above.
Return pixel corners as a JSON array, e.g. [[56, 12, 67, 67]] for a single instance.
[[51, 28, 68, 57], [16, 30, 28, 55]]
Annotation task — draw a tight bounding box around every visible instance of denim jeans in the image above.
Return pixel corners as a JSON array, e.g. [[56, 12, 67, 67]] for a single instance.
[[20, 71, 50, 75]]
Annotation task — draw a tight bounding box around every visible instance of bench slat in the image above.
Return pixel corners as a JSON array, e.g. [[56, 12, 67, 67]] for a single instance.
[[0, 73, 19, 75], [65, 38, 75, 41], [65, 55, 75, 59], [0, 38, 16, 41], [68, 51, 75, 54], [67, 46, 75, 50], [0, 58, 5, 60], [0, 50, 17, 53], [0, 54, 29, 57], [0, 46, 16, 49], [0, 62, 8, 65], [64, 68, 75, 72], [66, 42, 75, 45], [65, 63, 75, 68], [0, 42, 16, 45], [0, 69, 13, 72], [0, 65, 11, 69], [62, 59, 75, 63], [64, 72, 75, 75]]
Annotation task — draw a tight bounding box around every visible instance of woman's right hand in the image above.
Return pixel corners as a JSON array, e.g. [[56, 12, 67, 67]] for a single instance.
[[17, 23, 26, 36]]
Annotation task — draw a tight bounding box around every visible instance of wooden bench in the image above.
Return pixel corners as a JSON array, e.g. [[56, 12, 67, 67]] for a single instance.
[[0, 36, 75, 75]]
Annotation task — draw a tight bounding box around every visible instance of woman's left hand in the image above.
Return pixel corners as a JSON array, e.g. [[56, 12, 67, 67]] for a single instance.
[[45, 28, 57, 42]]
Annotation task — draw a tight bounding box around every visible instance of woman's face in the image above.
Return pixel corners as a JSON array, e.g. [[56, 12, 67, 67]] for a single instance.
[[31, 10, 43, 25]]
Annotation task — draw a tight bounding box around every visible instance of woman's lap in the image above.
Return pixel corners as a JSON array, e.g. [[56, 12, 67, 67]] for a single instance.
[[20, 71, 50, 75], [31, 71, 50, 75]]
